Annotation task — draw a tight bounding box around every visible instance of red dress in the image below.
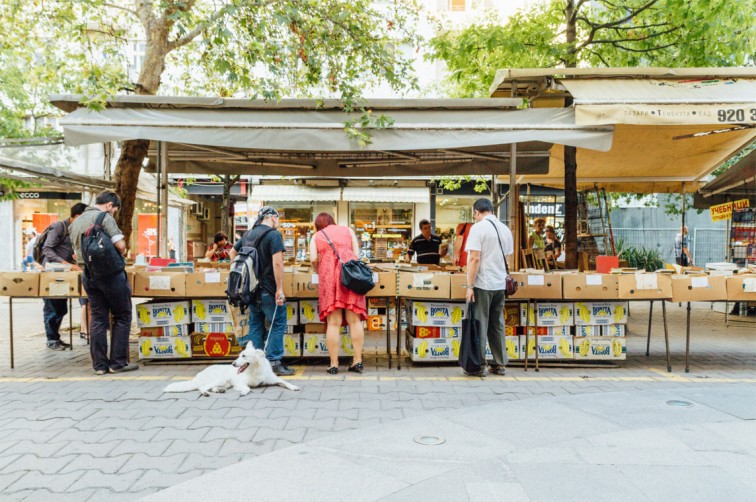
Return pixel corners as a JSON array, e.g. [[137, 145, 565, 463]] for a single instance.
[[315, 225, 367, 322]]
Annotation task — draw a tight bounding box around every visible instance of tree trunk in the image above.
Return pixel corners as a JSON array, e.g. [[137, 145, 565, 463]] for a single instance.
[[221, 175, 233, 237], [563, 0, 579, 269]]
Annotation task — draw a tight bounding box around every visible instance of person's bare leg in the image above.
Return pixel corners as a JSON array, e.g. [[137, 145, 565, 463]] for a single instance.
[[80, 303, 88, 338], [345, 309, 364, 365], [326, 309, 343, 369]]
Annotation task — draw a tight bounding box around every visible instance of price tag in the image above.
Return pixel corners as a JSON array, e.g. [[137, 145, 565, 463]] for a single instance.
[[205, 272, 221, 284], [635, 273, 658, 290], [585, 274, 602, 286], [690, 276, 709, 289], [149, 276, 172, 290], [527, 275, 544, 286], [311, 274, 319, 285], [413, 273, 434, 289], [49, 282, 70, 296], [372, 272, 379, 283], [744, 278, 756, 293]]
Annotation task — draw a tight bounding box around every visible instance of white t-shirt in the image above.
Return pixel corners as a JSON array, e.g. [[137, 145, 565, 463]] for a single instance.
[[465, 215, 514, 291]]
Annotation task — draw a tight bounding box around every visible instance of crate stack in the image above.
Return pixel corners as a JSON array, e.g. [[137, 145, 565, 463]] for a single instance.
[[405, 300, 466, 362], [136, 301, 192, 359], [300, 299, 352, 358], [519, 302, 575, 360], [573, 301, 628, 360], [190, 299, 244, 358]]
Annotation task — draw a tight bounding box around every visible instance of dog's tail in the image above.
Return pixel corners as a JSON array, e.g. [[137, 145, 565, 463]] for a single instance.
[[163, 380, 198, 393]]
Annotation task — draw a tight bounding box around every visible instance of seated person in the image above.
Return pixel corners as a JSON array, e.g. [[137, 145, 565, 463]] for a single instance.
[[206, 232, 233, 261], [544, 225, 562, 259]]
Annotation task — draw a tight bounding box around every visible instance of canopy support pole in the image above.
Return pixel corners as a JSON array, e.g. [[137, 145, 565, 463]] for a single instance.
[[681, 182, 687, 265], [509, 142, 518, 270], [156, 141, 162, 258], [160, 142, 169, 259]]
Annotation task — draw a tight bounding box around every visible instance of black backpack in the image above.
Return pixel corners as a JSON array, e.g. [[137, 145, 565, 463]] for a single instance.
[[33, 221, 67, 265], [81, 212, 125, 280], [226, 227, 275, 313]]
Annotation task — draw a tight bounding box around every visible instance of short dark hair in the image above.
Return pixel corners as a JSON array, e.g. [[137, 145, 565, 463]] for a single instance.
[[95, 190, 121, 208], [70, 203, 88, 218], [473, 198, 494, 214], [213, 232, 228, 244], [419, 219, 431, 230]]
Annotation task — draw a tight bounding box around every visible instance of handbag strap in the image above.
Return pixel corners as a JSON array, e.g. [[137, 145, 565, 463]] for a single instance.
[[487, 219, 509, 275], [320, 229, 344, 265]]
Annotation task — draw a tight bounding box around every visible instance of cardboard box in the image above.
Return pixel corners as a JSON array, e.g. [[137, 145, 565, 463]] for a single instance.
[[288, 272, 318, 298], [449, 274, 469, 300], [39, 272, 80, 297], [299, 299, 322, 324], [518, 335, 574, 360], [406, 336, 459, 361], [302, 332, 354, 358], [520, 302, 574, 327], [504, 303, 521, 327], [139, 325, 190, 337], [0, 272, 39, 297], [602, 324, 626, 337], [397, 272, 451, 299], [412, 326, 461, 339], [670, 274, 727, 302], [366, 271, 397, 297], [136, 301, 191, 327], [575, 325, 602, 337], [193, 322, 234, 334], [727, 275, 756, 302], [617, 273, 672, 300], [369, 297, 395, 308], [574, 336, 626, 360], [562, 273, 619, 299], [192, 299, 233, 323], [133, 271, 186, 297], [407, 300, 466, 327], [574, 301, 629, 325], [367, 315, 397, 332], [191, 332, 243, 358], [509, 273, 563, 299], [504, 336, 520, 360], [138, 336, 191, 359], [185, 271, 230, 297]]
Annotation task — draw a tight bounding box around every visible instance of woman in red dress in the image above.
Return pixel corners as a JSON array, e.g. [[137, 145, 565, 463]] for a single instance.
[[310, 213, 367, 374]]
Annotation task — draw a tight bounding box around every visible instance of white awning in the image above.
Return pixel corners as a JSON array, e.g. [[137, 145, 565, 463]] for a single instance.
[[342, 187, 429, 203], [251, 185, 341, 202], [561, 78, 756, 126]]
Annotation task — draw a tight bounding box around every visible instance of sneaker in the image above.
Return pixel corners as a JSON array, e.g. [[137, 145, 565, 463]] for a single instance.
[[58, 339, 71, 348], [271, 361, 294, 376], [489, 365, 506, 376], [109, 363, 139, 373], [464, 369, 487, 377], [95, 369, 108, 375], [47, 341, 66, 351]]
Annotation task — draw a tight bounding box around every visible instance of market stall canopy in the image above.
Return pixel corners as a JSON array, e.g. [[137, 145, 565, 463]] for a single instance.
[[50, 95, 614, 178], [251, 185, 341, 202], [489, 67, 756, 193], [694, 148, 756, 208]]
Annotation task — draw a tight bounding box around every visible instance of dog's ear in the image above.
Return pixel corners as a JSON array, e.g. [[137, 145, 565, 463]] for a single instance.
[[246, 341, 254, 350]]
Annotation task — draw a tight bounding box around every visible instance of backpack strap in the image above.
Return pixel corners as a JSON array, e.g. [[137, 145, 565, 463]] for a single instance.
[[245, 226, 275, 249], [95, 211, 107, 227], [319, 229, 344, 265], [487, 219, 509, 275]]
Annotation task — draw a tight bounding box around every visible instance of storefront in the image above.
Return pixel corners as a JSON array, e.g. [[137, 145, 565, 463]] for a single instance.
[[13, 191, 84, 265]]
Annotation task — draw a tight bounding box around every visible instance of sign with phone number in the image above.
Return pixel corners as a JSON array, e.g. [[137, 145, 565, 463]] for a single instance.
[[576, 104, 756, 126], [710, 199, 750, 222]]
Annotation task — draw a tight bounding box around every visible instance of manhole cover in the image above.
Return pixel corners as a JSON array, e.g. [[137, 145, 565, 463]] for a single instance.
[[413, 435, 445, 445], [666, 400, 694, 407]]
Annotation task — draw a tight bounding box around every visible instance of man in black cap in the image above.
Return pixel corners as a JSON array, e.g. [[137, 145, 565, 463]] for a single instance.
[[231, 206, 293, 376]]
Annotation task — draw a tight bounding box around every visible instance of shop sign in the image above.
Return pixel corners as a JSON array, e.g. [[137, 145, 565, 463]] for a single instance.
[[710, 199, 750, 222], [17, 192, 81, 200], [526, 202, 564, 217]]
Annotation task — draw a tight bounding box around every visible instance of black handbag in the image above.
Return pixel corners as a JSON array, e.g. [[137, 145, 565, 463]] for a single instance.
[[488, 219, 518, 297], [320, 229, 375, 295], [458, 303, 482, 374]]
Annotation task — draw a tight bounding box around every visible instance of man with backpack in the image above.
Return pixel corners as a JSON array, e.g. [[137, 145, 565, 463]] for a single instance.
[[39, 202, 88, 350], [70, 190, 137, 375], [230, 206, 293, 376]]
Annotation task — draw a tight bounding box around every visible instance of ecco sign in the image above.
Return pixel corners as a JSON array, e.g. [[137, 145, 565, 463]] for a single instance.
[[18, 193, 40, 199]]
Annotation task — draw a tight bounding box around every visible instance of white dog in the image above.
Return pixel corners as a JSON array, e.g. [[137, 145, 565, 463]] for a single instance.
[[163, 341, 300, 396]]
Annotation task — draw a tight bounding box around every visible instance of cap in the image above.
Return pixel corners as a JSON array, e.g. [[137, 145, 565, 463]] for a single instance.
[[253, 206, 280, 227]]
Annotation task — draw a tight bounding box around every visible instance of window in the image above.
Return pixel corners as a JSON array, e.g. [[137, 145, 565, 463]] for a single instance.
[[450, 0, 466, 11]]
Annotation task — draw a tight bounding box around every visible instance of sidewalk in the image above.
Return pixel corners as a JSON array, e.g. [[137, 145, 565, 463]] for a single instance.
[[0, 299, 754, 500]]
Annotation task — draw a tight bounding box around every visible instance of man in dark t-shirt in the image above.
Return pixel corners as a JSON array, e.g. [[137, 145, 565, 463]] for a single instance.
[[407, 219, 446, 265], [231, 206, 293, 376]]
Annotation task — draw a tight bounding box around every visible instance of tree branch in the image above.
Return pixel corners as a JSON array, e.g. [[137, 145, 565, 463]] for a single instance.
[[576, 0, 661, 30], [102, 3, 137, 16], [590, 25, 681, 45], [610, 41, 679, 53], [168, 8, 227, 49], [587, 50, 610, 66]]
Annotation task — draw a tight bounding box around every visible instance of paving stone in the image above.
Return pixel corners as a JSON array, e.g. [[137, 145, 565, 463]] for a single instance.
[[85, 488, 163, 501], [66, 470, 144, 492], [53, 440, 121, 458], [2, 440, 68, 458], [0, 472, 25, 492], [136, 469, 210, 491], [202, 426, 258, 443], [252, 427, 307, 443], [58, 453, 131, 475], [286, 416, 336, 431], [108, 439, 172, 457], [214, 439, 279, 459], [120, 453, 187, 474], [7, 471, 85, 493], [178, 453, 242, 473], [161, 439, 225, 457], [2, 454, 80, 474], [140, 426, 211, 443]]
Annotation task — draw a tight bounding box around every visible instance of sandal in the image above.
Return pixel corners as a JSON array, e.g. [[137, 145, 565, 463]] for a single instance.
[[80, 332, 88, 339], [347, 362, 364, 374], [326, 367, 339, 375]]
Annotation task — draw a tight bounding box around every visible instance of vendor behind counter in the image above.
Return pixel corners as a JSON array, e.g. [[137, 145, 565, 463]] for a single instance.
[[407, 219, 447, 265]]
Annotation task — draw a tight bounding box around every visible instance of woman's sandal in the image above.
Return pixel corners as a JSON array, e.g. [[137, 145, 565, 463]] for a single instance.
[[347, 362, 363, 374], [326, 367, 339, 375]]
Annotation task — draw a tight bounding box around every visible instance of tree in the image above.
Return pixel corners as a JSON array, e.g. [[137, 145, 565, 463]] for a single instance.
[[2, 0, 421, 245], [430, 0, 755, 267]]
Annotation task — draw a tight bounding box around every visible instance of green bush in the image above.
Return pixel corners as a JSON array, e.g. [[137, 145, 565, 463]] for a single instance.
[[616, 239, 665, 271]]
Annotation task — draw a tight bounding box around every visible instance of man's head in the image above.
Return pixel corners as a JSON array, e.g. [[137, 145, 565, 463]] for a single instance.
[[70, 203, 88, 221], [681, 225, 689, 235], [419, 219, 432, 238], [472, 198, 494, 222], [94, 190, 121, 216], [534, 218, 546, 233], [545, 225, 557, 241], [254, 206, 280, 229]]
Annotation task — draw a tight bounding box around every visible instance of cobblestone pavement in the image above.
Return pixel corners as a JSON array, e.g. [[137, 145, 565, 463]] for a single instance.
[[0, 299, 754, 500]]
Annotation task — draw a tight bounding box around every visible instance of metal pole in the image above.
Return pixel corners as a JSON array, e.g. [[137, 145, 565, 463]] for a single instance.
[[662, 301, 671, 373], [602, 188, 616, 255], [685, 302, 691, 373], [9, 297, 14, 369], [386, 296, 391, 370], [646, 300, 653, 357], [509, 143, 518, 269], [681, 183, 686, 265], [160, 142, 169, 258], [156, 141, 162, 258]]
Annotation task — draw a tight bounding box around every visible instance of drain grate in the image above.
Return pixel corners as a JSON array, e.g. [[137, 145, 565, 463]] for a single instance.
[[414, 435, 446, 445]]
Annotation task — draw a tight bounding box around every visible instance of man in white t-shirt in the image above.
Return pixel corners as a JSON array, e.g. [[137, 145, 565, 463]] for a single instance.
[[464, 198, 514, 376]]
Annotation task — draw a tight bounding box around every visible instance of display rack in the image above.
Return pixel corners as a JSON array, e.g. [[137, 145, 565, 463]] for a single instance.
[[729, 207, 755, 267]]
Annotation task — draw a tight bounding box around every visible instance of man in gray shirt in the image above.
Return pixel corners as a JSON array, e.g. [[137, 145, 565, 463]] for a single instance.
[[41, 202, 88, 350], [70, 190, 137, 375]]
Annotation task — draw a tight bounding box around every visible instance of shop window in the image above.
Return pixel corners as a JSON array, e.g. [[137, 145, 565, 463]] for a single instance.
[[449, 0, 466, 12], [350, 202, 413, 261]]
